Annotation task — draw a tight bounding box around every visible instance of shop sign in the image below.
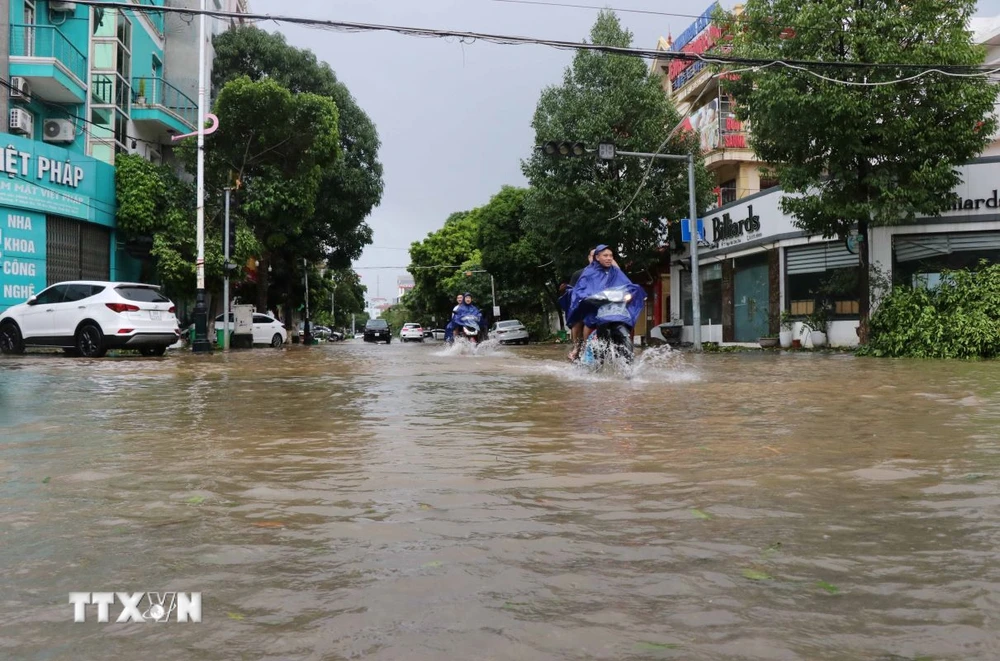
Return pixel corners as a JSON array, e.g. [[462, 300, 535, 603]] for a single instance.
[[711, 204, 763, 248], [0, 135, 113, 221], [940, 161, 1000, 217], [0, 208, 46, 310], [703, 189, 796, 250]]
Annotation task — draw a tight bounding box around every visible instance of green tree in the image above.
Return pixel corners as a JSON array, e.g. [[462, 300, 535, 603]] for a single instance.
[[187, 76, 340, 322], [522, 10, 713, 280], [477, 186, 560, 324], [114, 154, 256, 304], [408, 211, 485, 318], [212, 27, 383, 271], [722, 0, 998, 341]]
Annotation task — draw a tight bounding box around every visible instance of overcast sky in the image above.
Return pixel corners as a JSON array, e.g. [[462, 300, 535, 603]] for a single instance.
[[249, 0, 1000, 302]]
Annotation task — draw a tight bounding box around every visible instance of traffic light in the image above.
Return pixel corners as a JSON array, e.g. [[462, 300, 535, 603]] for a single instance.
[[541, 141, 588, 158]]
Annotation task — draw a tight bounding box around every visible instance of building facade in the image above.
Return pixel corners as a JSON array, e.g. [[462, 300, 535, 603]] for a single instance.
[[667, 158, 1000, 347], [653, 8, 1000, 347], [1, 0, 248, 313]]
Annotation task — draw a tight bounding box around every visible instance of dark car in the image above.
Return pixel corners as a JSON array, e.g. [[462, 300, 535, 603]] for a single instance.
[[363, 319, 391, 344]]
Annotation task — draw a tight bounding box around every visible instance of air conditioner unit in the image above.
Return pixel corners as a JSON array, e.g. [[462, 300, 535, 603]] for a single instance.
[[9, 108, 34, 136], [9, 77, 30, 101], [49, 1, 78, 12], [43, 119, 75, 143]]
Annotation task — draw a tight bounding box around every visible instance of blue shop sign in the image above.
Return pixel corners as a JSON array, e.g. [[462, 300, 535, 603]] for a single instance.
[[0, 207, 46, 309], [0, 135, 115, 224]]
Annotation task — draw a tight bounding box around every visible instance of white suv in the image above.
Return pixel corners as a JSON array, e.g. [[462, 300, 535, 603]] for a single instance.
[[0, 281, 180, 358], [400, 322, 424, 342]]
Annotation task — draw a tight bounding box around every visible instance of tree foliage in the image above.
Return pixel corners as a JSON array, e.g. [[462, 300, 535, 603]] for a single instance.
[[522, 10, 713, 279], [185, 76, 340, 316], [723, 0, 999, 339], [212, 26, 383, 270], [114, 154, 255, 299], [407, 211, 488, 319]]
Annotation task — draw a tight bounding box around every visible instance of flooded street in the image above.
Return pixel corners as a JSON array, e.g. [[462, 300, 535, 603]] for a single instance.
[[3, 340, 1000, 660]]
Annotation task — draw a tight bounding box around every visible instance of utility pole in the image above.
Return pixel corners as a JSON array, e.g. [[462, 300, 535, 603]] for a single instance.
[[223, 187, 232, 351], [303, 258, 311, 345], [331, 287, 336, 329], [190, 0, 213, 353]]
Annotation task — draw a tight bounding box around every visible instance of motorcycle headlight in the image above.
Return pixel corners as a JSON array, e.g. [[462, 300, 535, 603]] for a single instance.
[[624, 293, 633, 302]]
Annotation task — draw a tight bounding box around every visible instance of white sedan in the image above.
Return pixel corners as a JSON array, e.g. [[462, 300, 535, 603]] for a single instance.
[[489, 319, 529, 345], [0, 280, 179, 358], [215, 313, 287, 347]]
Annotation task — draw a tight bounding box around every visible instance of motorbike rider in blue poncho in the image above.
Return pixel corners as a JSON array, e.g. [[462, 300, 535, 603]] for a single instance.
[[565, 244, 645, 362], [444, 293, 465, 343], [449, 293, 485, 342]]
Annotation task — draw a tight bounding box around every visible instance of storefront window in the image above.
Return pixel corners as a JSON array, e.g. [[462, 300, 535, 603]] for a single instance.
[[785, 242, 860, 317], [894, 232, 1000, 289], [681, 262, 723, 325]]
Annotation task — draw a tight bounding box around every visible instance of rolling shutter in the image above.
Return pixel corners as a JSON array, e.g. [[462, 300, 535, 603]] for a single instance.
[[786, 241, 859, 275], [894, 232, 1000, 263]]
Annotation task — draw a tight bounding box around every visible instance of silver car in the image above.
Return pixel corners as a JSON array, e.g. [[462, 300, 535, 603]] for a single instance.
[[489, 319, 529, 345]]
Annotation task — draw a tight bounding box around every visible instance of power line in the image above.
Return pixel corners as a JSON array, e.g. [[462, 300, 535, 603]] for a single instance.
[[69, 0, 999, 74], [487, 0, 700, 19]]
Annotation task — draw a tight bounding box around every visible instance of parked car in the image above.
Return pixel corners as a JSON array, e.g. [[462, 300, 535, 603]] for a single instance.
[[431, 328, 446, 341], [400, 322, 425, 342], [0, 281, 180, 358], [215, 312, 287, 347], [363, 319, 392, 343], [489, 319, 530, 345]]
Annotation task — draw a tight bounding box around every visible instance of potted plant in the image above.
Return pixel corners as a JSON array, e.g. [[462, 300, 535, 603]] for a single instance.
[[779, 311, 794, 349], [801, 305, 829, 348], [758, 334, 779, 348], [136, 79, 147, 105]]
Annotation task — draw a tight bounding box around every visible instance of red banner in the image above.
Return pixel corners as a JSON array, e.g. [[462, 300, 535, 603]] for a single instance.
[[668, 24, 723, 82]]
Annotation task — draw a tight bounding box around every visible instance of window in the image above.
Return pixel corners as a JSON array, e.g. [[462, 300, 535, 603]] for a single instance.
[[24, 1, 36, 56], [115, 286, 169, 303], [894, 232, 1000, 289], [366, 320, 388, 329], [253, 315, 273, 324], [87, 7, 132, 164], [681, 261, 724, 325], [785, 242, 860, 316], [63, 284, 97, 303], [719, 179, 737, 206], [34, 286, 68, 305]]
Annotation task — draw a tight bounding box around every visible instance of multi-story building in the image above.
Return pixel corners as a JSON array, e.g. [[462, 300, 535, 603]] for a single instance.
[[396, 275, 414, 304], [0, 0, 248, 312], [652, 2, 773, 209]]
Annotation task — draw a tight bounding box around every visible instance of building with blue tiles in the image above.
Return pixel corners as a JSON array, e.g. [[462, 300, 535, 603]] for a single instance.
[[0, 0, 249, 312]]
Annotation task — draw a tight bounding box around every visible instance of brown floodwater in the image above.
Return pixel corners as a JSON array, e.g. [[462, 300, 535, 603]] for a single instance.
[[2, 339, 1000, 660]]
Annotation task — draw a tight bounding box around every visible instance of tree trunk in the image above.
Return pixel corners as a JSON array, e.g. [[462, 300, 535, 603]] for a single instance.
[[858, 219, 871, 344]]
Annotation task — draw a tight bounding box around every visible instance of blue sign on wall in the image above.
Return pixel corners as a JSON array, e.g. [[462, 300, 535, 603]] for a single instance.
[[0, 135, 115, 225], [681, 218, 706, 242], [0, 207, 47, 309]]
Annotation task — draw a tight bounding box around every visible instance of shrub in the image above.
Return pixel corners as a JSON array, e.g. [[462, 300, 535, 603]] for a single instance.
[[859, 261, 1000, 359]]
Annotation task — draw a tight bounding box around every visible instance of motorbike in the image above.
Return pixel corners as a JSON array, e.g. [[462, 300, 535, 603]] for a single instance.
[[456, 314, 482, 344], [578, 285, 642, 368]]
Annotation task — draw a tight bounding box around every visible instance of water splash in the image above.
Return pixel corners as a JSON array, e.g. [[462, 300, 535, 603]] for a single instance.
[[521, 344, 700, 385], [432, 337, 504, 357]]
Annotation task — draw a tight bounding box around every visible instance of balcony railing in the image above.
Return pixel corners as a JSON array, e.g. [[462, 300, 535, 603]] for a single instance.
[[9, 23, 87, 83], [133, 0, 166, 35], [133, 77, 197, 130]]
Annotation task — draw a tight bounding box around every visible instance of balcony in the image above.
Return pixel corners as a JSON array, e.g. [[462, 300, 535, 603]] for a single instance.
[[704, 118, 755, 168], [131, 77, 197, 139], [133, 0, 166, 36], [8, 24, 88, 103]]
